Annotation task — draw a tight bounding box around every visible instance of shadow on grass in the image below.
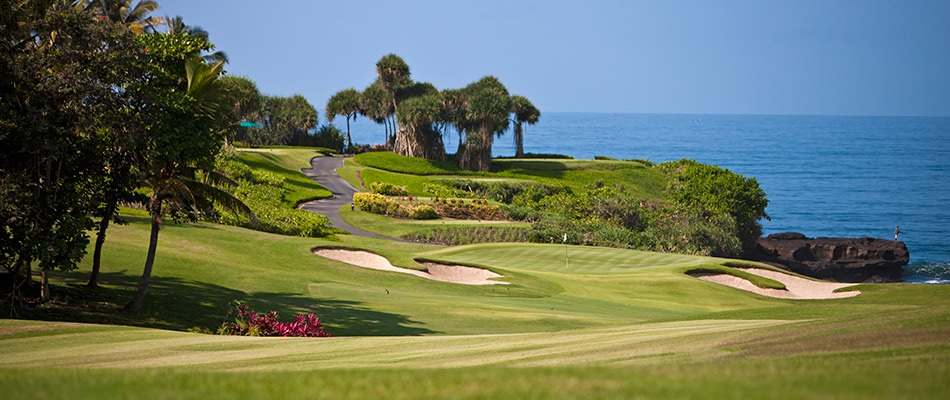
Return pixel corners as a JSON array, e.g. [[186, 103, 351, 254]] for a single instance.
[[15, 270, 436, 337]]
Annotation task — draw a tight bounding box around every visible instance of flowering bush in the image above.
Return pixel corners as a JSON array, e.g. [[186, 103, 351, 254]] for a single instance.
[[353, 192, 404, 217], [432, 197, 503, 220], [368, 182, 409, 196], [217, 301, 330, 337], [353, 193, 438, 220]]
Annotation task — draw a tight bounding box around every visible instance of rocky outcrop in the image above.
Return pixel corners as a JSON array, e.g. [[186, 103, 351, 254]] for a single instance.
[[751, 232, 909, 283]]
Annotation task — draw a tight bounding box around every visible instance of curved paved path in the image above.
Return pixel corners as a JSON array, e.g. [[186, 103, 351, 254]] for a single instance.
[[298, 156, 394, 240]]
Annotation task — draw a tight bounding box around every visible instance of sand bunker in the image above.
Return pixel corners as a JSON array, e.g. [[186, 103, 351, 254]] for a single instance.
[[314, 248, 507, 285], [689, 267, 860, 300]]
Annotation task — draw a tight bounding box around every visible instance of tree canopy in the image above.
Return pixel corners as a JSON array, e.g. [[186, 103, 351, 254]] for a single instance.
[[329, 54, 540, 171]]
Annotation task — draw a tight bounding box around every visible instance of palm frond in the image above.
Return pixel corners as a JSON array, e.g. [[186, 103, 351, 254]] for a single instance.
[[185, 179, 258, 226]]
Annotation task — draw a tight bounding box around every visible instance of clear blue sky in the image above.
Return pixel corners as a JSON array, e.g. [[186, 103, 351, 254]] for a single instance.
[[156, 0, 949, 117]]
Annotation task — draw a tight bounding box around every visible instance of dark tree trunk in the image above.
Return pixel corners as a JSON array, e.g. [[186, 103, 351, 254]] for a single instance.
[[87, 195, 118, 288], [345, 115, 352, 151], [458, 128, 493, 171], [125, 208, 161, 312], [515, 123, 525, 159]]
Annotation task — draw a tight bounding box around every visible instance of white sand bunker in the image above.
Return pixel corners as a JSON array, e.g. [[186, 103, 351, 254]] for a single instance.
[[314, 248, 508, 286], [689, 267, 860, 300]]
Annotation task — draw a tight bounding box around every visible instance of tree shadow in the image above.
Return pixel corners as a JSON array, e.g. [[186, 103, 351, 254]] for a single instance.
[[29, 270, 437, 337]]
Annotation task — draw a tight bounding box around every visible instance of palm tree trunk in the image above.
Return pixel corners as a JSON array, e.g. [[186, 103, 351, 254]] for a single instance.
[[125, 208, 161, 312], [87, 195, 118, 288], [346, 116, 352, 151], [515, 123, 525, 159]]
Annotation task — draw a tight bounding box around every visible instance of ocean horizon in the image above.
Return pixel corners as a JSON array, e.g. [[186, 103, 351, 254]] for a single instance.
[[333, 112, 950, 283]]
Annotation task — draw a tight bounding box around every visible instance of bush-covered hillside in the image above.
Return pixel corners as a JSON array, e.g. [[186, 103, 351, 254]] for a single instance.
[[348, 152, 767, 257]]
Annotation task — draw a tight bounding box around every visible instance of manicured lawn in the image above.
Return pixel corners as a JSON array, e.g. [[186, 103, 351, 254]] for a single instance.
[[3, 148, 947, 399]]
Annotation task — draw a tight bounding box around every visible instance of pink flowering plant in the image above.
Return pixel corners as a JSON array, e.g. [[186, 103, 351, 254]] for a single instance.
[[217, 300, 330, 337]]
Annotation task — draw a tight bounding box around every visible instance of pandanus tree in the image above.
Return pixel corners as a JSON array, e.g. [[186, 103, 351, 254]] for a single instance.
[[396, 91, 446, 161], [360, 82, 394, 146], [393, 82, 445, 159], [509, 95, 540, 158], [454, 76, 512, 171], [325, 88, 362, 150], [375, 54, 411, 146]]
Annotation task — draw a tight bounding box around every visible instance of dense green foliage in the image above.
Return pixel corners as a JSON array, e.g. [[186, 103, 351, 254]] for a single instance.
[[353, 193, 438, 220], [215, 159, 334, 237], [368, 182, 409, 196], [404, 226, 532, 245], [349, 152, 766, 257], [658, 159, 769, 255]]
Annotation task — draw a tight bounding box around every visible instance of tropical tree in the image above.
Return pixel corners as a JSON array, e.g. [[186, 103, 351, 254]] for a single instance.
[[396, 92, 446, 161], [164, 15, 227, 64], [259, 95, 318, 146], [325, 88, 361, 150], [509, 95, 540, 158], [124, 33, 251, 311], [0, 2, 144, 296], [453, 76, 512, 171], [375, 54, 411, 145], [87, 0, 163, 34], [393, 81, 445, 159], [360, 82, 394, 146]]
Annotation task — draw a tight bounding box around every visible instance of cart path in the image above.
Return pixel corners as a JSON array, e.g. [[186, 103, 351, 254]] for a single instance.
[[298, 156, 396, 240]]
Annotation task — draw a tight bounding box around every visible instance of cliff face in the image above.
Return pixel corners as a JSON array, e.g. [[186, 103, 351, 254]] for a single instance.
[[752, 232, 910, 283]]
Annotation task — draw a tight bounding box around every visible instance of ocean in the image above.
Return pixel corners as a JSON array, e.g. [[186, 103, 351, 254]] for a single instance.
[[335, 113, 950, 283]]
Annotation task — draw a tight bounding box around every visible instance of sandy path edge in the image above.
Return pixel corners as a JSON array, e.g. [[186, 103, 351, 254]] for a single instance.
[[314, 248, 508, 285], [688, 267, 860, 300]]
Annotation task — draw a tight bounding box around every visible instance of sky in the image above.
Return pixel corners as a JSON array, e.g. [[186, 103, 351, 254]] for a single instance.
[[155, 0, 950, 117]]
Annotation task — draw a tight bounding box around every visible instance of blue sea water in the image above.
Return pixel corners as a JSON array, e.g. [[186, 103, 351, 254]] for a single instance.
[[336, 113, 950, 283]]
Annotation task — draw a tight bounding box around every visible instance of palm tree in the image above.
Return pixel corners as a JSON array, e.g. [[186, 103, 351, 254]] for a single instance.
[[361, 82, 394, 146], [396, 92, 446, 161], [164, 15, 227, 64], [88, 0, 163, 34], [509, 95, 540, 158], [375, 54, 411, 145], [325, 88, 362, 151], [454, 76, 512, 171], [125, 55, 253, 311]]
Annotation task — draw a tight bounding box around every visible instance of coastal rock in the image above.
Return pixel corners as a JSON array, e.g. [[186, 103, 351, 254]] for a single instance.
[[751, 233, 909, 283]]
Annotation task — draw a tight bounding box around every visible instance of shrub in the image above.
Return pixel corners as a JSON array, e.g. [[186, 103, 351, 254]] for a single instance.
[[214, 159, 333, 237], [353, 193, 437, 220], [658, 159, 769, 256], [369, 181, 409, 196], [353, 192, 404, 217], [440, 179, 565, 204], [406, 204, 439, 220], [405, 226, 531, 245], [218, 301, 330, 337], [432, 197, 504, 220]]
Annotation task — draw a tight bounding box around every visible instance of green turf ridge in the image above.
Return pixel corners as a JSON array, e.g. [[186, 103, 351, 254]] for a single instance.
[[684, 264, 788, 290]]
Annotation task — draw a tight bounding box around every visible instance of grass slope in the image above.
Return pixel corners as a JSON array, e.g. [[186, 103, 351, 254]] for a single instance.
[[2, 149, 947, 399], [235, 148, 332, 204]]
